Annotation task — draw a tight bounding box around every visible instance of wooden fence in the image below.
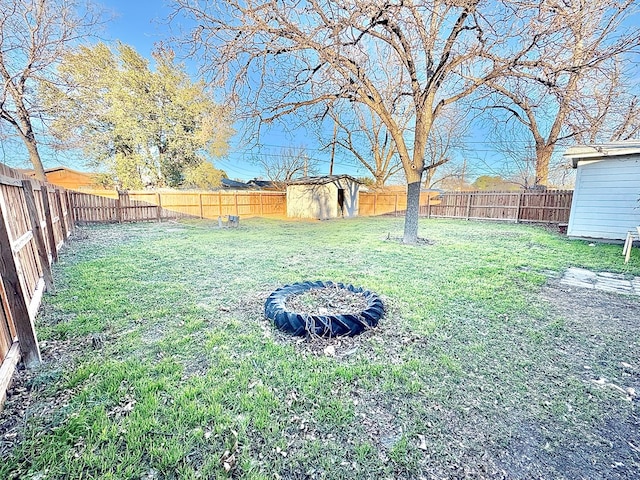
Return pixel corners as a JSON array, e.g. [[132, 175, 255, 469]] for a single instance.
[[359, 191, 436, 216], [75, 189, 571, 225], [421, 190, 573, 223], [0, 170, 575, 409], [0, 169, 75, 411], [71, 190, 287, 222], [69, 191, 195, 223], [360, 190, 572, 224]]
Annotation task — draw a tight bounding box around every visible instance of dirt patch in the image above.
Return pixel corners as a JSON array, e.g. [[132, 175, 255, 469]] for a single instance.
[[0, 335, 96, 458], [497, 279, 640, 479], [541, 278, 640, 335]]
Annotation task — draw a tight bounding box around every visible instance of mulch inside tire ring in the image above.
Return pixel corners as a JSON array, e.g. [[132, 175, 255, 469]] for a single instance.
[[284, 286, 369, 316]]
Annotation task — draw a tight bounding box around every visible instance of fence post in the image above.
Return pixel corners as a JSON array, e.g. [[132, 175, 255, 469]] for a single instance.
[[427, 194, 431, 219], [373, 193, 377, 216], [64, 190, 74, 233], [199, 193, 204, 219], [516, 192, 524, 223], [218, 191, 223, 216], [40, 185, 58, 263], [0, 205, 41, 368], [465, 192, 473, 220], [259, 193, 263, 216], [21, 181, 54, 292], [394, 194, 398, 217], [156, 193, 162, 222], [116, 192, 122, 223], [54, 189, 67, 240], [234, 193, 239, 216]]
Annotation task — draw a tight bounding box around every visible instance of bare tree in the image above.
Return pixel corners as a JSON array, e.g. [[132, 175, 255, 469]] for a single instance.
[[423, 107, 470, 188], [480, 0, 640, 187], [252, 147, 319, 186], [569, 61, 640, 144], [322, 104, 403, 188], [0, 0, 102, 180], [172, 0, 542, 244], [430, 158, 472, 191]]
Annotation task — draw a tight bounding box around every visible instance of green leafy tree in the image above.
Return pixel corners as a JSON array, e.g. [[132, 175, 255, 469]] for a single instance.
[[471, 175, 520, 192], [44, 42, 233, 189], [182, 161, 227, 190]]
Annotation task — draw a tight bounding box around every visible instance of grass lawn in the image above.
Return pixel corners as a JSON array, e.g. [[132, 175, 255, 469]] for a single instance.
[[1, 217, 639, 479]]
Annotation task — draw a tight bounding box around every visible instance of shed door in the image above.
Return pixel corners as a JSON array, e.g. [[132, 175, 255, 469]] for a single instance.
[[337, 189, 345, 216]]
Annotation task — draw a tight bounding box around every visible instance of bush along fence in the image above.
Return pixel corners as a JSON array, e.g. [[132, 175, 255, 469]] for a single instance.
[[0, 171, 75, 410]]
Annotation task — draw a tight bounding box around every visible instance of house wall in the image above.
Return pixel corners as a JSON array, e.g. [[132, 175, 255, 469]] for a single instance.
[[567, 155, 640, 240]]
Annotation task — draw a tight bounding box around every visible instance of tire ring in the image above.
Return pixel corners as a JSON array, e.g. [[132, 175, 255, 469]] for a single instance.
[[264, 281, 384, 337]]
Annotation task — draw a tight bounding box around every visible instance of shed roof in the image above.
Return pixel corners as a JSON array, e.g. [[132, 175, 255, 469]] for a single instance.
[[564, 141, 640, 168], [286, 175, 361, 186]]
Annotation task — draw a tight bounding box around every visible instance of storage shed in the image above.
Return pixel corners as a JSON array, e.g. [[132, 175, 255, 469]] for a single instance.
[[286, 175, 360, 219], [564, 142, 640, 241]]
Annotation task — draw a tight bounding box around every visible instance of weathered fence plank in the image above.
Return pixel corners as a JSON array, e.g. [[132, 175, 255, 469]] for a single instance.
[[0, 164, 81, 409], [0, 204, 40, 368], [21, 181, 54, 292], [40, 186, 58, 262]]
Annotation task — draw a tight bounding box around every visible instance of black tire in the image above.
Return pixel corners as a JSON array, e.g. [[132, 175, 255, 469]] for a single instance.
[[264, 281, 384, 337]]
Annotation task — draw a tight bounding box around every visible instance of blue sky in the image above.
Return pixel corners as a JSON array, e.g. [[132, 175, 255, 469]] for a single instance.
[[0, 0, 363, 180], [96, 0, 368, 181], [101, 1, 170, 58], [0, 0, 590, 186], [0, 0, 517, 184]]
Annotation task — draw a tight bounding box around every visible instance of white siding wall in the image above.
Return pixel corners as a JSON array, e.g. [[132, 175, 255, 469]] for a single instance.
[[567, 156, 640, 240], [286, 183, 337, 219]]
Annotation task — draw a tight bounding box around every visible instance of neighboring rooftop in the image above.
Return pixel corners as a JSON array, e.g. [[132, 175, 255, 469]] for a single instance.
[[221, 178, 282, 190]]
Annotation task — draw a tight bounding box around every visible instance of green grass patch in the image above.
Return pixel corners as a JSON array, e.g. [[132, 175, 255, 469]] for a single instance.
[[1, 217, 639, 479]]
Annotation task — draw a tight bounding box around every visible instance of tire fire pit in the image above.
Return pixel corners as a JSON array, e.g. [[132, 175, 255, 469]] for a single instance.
[[264, 281, 384, 337]]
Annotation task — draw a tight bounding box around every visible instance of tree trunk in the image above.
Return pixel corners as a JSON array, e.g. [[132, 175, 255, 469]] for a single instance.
[[403, 174, 423, 244], [26, 135, 46, 182], [16, 105, 47, 182], [534, 144, 553, 187]]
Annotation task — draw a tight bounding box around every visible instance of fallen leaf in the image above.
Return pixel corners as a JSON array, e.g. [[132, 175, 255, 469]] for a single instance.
[[324, 345, 336, 357]]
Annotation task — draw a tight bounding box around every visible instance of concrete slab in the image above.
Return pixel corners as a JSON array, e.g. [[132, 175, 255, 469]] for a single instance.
[[560, 267, 639, 296]]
